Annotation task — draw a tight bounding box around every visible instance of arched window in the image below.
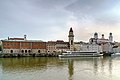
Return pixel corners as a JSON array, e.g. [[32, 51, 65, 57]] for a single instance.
[[25, 50, 27, 53], [21, 50, 24, 53], [28, 50, 31, 53], [11, 50, 13, 53], [38, 50, 40, 53]]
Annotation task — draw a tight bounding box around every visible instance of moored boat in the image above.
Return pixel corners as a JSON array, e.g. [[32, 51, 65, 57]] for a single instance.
[[59, 51, 103, 58], [111, 53, 120, 56]]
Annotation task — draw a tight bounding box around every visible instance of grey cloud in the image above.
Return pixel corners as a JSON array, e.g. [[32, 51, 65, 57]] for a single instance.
[[0, 0, 73, 40], [65, 0, 119, 15], [65, 0, 120, 25], [95, 15, 120, 26], [0, 0, 120, 41]]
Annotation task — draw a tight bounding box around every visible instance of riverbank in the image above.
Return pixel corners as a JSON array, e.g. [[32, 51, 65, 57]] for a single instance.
[[0, 53, 62, 58], [0, 52, 113, 58]]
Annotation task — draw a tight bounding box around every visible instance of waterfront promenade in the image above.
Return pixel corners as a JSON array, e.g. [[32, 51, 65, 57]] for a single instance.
[[0, 53, 61, 58]]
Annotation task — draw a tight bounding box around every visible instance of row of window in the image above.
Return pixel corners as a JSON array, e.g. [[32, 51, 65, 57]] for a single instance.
[[10, 50, 41, 53], [4, 44, 19, 46], [4, 43, 45, 47]]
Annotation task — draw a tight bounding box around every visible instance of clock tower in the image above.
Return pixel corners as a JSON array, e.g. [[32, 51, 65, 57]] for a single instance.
[[68, 27, 74, 51]]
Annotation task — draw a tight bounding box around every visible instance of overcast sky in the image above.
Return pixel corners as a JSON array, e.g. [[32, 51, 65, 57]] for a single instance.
[[0, 0, 120, 42]]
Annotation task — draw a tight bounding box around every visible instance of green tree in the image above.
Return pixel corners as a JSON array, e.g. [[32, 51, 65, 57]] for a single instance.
[[0, 45, 2, 51]]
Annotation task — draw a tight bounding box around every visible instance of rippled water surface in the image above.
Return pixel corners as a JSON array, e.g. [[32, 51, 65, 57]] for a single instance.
[[0, 56, 120, 80]]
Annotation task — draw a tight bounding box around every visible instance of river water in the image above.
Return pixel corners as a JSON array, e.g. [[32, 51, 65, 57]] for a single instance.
[[0, 56, 120, 80]]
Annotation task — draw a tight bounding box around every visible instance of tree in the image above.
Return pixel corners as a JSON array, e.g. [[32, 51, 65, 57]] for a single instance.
[[0, 45, 2, 51]]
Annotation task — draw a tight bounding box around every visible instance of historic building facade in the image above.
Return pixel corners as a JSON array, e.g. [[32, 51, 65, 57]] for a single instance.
[[55, 40, 69, 52], [47, 40, 70, 53], [46, 27, 74, 53], [0, 28, 116, 55], [47, 41, 56, 53], [1, 36, 46, 54], [79, 32, 114, 53], [80, 43, 102, 53], [1, 28, 74, 54]]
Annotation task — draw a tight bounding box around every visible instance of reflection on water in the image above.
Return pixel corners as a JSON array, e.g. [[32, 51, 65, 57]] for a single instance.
[[2, 57, 64, 71], [0, 57, 120, 80], [68, 60, 74, 80]]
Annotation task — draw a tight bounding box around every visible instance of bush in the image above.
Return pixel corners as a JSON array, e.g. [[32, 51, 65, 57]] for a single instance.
[[0, 45, 2, 51]]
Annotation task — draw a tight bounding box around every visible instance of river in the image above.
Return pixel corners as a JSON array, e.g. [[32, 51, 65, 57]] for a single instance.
[[0, 56, 120, 80]]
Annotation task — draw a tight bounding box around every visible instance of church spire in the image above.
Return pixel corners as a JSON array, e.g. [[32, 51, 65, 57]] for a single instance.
[[69, 27, 73, 32]]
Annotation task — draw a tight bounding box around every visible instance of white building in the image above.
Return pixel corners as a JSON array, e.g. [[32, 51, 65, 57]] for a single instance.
[[47, 40, 69, 53], [101, 43, 111, 53], [56, 40, 69, 52], [74, 42, 81, 51], [47, 41, 56, 53], [89, 32, 114, 53], [80, 43, 102, 53]]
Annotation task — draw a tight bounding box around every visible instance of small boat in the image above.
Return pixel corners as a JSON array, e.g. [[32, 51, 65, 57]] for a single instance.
[[111, 53, 120, 56], [59, 51, 103, 58]]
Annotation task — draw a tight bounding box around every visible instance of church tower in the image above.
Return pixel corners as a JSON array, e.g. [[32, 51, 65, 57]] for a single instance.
[[68, 27, 74, 51], [94, 32, 98, 40], [94, 32, 98, 44], [24, 35, 27, 40], [109, 33, 113, 42]]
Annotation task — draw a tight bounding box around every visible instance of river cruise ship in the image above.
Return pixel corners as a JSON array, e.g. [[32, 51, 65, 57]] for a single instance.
[[59, 51, 103, 58]]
